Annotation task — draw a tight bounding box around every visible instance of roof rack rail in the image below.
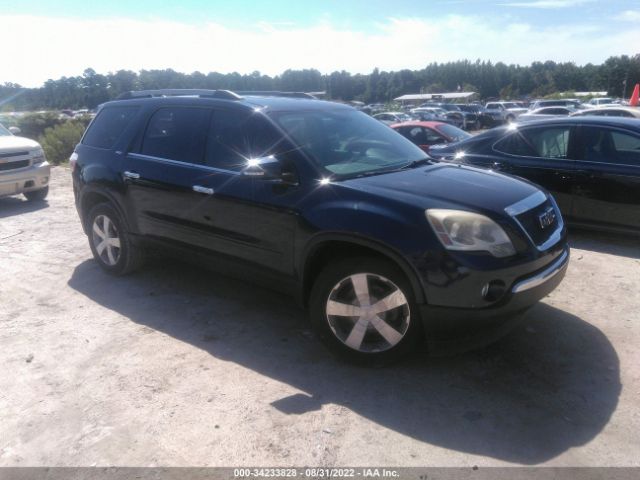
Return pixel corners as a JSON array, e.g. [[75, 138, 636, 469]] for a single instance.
[[235, 91, 317, 99], [116, 89, 242, 101]]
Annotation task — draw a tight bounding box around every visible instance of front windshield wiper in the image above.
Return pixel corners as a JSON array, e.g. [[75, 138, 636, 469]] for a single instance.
[[339, 157, 433, 180], [399, 157, 433, 170]]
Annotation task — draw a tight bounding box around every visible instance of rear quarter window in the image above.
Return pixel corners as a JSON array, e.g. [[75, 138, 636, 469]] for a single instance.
[[82, 106, 139, 149]]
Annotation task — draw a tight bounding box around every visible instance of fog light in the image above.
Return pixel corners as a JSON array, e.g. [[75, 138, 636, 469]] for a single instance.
[[482, 280, 506, 302]]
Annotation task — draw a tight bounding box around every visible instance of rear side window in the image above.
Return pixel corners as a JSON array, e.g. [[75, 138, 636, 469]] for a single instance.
[[580, 127, 640, 166], [494, 127, 570, 159], [400, 127, 444, 145], [82, 106, 139, 149], [141, 107, 211, 164], [611, 131, 640, 166]]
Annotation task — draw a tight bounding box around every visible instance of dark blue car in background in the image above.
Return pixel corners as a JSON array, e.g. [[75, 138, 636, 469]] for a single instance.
[[71, 90, 569, 363], [428, 117, 640, 235]]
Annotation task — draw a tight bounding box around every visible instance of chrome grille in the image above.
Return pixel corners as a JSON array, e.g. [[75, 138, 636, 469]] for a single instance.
[[505, 191, 563, 251], [0, 160, 30, 171], [0, 151, 29, 158]]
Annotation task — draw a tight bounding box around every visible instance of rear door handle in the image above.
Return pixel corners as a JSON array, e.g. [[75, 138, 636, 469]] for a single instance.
[[123, 171, 140, 180], [192, 185, 214, 195]]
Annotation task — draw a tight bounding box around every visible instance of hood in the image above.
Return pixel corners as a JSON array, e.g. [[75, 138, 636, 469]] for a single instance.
[[341, 163, 540, 215], [0, 135, 41, 154]]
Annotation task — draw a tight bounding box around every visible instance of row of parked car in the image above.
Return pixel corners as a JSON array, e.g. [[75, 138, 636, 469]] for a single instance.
[[372, 97, 634, 131]]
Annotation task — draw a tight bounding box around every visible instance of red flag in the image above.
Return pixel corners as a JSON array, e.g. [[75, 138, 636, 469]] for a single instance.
[[630, 83, 640, 107]]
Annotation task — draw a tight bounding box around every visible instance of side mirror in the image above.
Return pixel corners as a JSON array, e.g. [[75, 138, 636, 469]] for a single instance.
[[8, 126, 21, 135], [242, 155, 285, 181]]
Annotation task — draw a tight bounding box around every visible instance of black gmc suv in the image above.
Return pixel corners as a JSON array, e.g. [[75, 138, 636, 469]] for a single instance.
[[72, 89, 569, 363]]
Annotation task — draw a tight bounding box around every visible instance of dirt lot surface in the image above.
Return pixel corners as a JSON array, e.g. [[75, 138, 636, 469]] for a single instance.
[[1, 166, 639, 467]]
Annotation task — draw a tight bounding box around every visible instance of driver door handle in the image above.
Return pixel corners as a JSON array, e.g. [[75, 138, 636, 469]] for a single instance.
[[192, 185, 214, 195], [123, 171, 140, 180]]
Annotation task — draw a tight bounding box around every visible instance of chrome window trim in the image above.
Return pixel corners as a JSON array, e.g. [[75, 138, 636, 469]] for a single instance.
[[574, 159, 640, 169], [512, 249, 569, 293], [127, 152, 241, 176]]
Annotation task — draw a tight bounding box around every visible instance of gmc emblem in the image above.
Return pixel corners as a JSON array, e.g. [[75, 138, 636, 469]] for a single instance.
[[538, 207, 556, 229]]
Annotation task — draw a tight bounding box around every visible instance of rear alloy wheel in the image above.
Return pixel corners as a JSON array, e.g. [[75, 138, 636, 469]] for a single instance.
[[310, 257, 422, 364], [87, 203, 144, 275], [92, 214, 121, 267]]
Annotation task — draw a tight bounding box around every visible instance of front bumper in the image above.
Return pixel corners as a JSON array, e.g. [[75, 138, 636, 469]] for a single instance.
[[420, 246, 570, 355], [0, 161, 51, 198]]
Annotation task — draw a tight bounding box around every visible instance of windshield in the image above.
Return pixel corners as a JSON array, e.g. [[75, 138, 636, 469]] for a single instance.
[[502, 102, 519, 109], [436, 124, 472, 142], [270, 109, 427, 178], [0, 123, 12, 136]]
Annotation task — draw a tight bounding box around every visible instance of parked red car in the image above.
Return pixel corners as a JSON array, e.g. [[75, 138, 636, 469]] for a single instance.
[[391, 121, 471, 152]]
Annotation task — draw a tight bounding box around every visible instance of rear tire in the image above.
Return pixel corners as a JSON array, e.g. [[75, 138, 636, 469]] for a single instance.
[[24, 186, 48, 202], [87, 203, 144, 275], [309, 257, 423, 365]]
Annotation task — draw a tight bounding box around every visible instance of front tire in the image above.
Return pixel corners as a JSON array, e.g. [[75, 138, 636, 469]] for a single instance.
[[24, 186, 49, 202], [309, 257, 423, 365], [87, 203, 144, 275]]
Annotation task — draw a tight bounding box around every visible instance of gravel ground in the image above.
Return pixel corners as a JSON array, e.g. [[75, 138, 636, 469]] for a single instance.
[[0, 166, 639, 467]]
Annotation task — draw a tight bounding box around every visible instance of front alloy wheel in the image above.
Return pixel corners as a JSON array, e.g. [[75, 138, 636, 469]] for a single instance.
[[326, 273, 410, 353], [310, 257, 422, 364]]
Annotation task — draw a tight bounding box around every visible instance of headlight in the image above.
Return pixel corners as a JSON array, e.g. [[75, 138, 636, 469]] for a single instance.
[[426, 209, 516, 258], [31, 149, 46, 165]]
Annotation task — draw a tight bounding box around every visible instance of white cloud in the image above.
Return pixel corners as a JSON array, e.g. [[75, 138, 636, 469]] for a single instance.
[[501, 0, 594, 8], [614, 10, 640, 21], [1, 14, 638, 87]]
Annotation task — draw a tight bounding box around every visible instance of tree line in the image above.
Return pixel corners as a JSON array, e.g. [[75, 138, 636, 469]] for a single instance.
[[1, 54, 639, 111]]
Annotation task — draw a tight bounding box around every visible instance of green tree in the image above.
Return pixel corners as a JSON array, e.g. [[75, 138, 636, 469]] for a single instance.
[[39, 121, 87, 165]]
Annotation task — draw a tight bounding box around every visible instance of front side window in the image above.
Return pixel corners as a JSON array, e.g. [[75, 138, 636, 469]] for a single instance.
[[270, 109, 426, 178], [141, 107, 211, 164], [82, 106, 139, 149], [205, 111, 285, 171], [494, 126, 571, 159]]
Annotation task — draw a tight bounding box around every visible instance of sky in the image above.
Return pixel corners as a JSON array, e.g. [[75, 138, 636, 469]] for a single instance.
[[1, 0, 639, 87]]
